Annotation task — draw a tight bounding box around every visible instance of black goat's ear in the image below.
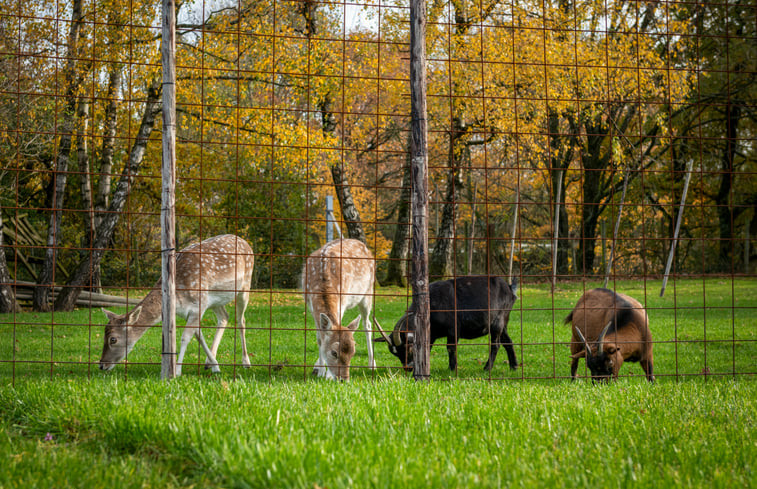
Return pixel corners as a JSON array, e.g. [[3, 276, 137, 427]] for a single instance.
[[571, 350, 586, 359], [373, 336, 387, 343]]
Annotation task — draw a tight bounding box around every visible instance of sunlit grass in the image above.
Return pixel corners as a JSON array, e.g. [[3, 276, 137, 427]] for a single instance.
[[0, 278, 754, 487], [1, 378, 754, 488], [1, 278, 754, 381]]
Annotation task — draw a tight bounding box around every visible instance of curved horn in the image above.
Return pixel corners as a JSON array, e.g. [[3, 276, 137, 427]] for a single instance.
[[574, 326, 591, 358], [372, 316, 393, 345], [597, 320, 613, 354], [391, 328, 402, 347]]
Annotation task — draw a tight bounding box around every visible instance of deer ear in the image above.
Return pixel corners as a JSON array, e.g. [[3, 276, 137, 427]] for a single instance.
[[346, 317, 360, 332], [319, 313, 333, 331], [571, 350, 586, 359], [102, 308, 119, 321], [128, 306, 143, 324]]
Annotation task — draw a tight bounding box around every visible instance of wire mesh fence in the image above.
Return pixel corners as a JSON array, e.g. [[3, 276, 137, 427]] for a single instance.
[[0, 0, 754, 383]]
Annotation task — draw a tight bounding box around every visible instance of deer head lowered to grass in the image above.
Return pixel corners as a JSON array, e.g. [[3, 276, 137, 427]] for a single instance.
[[302, 238, 391, 381], [99, 234, 254, 376]]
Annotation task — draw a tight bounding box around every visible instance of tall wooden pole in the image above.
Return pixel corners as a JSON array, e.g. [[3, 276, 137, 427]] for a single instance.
[[410, 0, 430, 381], [160, 0, 177, 379]]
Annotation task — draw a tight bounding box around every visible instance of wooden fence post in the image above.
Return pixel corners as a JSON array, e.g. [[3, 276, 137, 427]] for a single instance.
[[410, 0, 430, 381], [161, 0, 177, 380]]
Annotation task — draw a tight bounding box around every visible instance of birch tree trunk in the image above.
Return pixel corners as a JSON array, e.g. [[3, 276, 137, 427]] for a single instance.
[[54, 79, 162, 311], [384, 148, 412, 286], [429, 117, 465, 278], [33, 0, 85, 311]]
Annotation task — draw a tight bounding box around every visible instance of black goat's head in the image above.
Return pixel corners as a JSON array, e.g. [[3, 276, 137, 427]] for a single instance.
[[374, 312, 414, 372]]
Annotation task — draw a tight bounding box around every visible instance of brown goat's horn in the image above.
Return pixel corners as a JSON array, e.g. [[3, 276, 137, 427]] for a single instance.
[[574, 326, 591, 357], [597, 320, 613, 354]]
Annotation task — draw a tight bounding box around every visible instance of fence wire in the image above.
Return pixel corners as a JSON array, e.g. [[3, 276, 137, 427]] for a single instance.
[[0, 0, 754, 383]]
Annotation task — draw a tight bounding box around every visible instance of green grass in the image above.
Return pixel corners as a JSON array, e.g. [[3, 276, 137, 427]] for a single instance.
[[0, 378, 754, 488], [1, 278, 754, 381], [0, 278, 755, 487]]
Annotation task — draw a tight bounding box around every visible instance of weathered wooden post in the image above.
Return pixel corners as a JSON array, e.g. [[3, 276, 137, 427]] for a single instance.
[[410, 0, 430, 380], [160, 0, 177, 379]]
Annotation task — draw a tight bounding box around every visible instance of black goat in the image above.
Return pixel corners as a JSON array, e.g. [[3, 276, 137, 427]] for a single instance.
[[376, 276, 519, 373]]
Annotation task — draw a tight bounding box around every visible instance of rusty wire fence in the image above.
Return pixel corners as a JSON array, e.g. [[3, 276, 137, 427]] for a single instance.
[[0, 0, 754, 383]]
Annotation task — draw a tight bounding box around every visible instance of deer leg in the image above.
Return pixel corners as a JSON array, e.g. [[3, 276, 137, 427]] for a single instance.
[[359, 299, 376, 369], [176, 326, 198, 377], [183, 312, 221, 373], [196, 327, 221, 373], [235, 291, 251, 367], [206, 306, 229, 369]]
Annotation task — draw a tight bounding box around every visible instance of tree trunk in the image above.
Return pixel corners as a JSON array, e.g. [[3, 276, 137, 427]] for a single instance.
[[0, 211, 21, 313], [330, 163, 367, 243], [301, 3, 367, 245], [54, 79, 162, 311], [318, 92, 366, 244], [85, 64, 122, 292], [430, 117, 465, 278], [384, 148, 412, 286], [76, 97, 98, 291], [575, 119, 612, 275], [548, 110, 572, 275], [33, 0, 85, 311], [95, 64, 121, 225], [716, 102, 741, 271]]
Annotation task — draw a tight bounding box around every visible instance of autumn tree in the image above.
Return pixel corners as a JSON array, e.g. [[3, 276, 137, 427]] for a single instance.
[[684, 0, 756, 271]]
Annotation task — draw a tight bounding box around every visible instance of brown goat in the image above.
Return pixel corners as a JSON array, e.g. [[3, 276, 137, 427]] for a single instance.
[[565, 288, 654, 382]]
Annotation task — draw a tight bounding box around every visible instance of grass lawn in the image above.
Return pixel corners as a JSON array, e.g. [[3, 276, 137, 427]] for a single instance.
[[1, 378, 754, 488], [1, 277, 754, 381], [0, 278, 755, 487]]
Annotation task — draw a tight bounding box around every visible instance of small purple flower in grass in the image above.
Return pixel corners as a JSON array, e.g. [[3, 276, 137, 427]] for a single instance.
[[44, 432, 53, 442]]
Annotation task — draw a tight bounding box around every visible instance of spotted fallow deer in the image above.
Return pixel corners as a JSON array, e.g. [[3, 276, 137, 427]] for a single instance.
[[99, 234, 254, 376], [303, 239, 390, 381]]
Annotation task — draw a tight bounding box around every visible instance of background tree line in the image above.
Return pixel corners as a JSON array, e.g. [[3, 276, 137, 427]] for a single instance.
[[0, 0, 754, 312]]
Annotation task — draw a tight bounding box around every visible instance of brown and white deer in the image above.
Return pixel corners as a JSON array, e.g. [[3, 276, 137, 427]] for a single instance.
[[303, 238, 390, 381], [99, 234, 254, 376]]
